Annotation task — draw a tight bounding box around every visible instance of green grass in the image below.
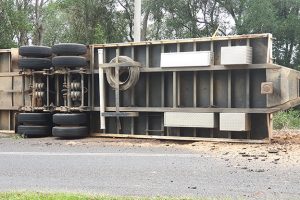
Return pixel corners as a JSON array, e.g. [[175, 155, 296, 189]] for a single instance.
[[273, 109, 300, 130], [0, 192, 232, 200]]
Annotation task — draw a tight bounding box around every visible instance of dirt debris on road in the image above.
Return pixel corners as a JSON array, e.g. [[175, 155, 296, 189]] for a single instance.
[[0, 130, 299, 169]]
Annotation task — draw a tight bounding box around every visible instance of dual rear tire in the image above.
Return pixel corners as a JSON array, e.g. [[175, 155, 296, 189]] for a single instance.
[[18, 46, 52, 70], [18, 44, 88, 70], [52, 113, 88, 139], [16, 113, 89, 139], [17, 113, 52, 137], [52, 43, 87, 69]]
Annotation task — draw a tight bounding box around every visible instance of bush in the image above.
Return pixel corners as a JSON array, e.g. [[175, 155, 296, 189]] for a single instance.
[[273, 109, 300, 130]]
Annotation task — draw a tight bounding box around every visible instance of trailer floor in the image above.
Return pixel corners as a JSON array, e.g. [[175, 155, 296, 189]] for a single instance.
[[0, 131, 299, 199]]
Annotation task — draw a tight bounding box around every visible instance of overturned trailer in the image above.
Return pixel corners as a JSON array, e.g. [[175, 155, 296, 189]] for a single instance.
[[0, 33, 299, 142]]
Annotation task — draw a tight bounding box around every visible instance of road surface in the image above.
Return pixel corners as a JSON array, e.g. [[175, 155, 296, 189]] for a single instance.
[[0, 135, 299, 199]]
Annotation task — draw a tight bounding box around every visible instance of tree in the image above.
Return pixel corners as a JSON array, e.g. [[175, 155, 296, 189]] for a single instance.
[[0, 0, 32, 48], [31, 0, 51, 45], [0, 0, 299, 69], [219, 0, 300, 68]]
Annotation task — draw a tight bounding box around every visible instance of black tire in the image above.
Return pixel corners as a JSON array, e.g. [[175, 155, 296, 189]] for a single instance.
[[52, 126, 88, 139], [18, 113, 52, 125], [18, 58, 52, 69], [17, 125, 51, 137], [52, 56, 87, 69], [19, 46, 52, 58], [52, 43, 87, 56], [53, 113, 87, 125]]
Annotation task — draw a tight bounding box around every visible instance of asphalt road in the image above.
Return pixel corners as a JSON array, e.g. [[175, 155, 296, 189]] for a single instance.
[[0, 136, 299, 199]]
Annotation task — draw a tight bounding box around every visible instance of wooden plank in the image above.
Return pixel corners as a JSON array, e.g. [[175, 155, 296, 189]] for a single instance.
[[92, 33, 271, 48], [0, 49, 11, 53], [0, 72, 21, 77], [0, 106, 19, 110], [93, 64, 281, 74], [0, 130, 15, 135], [91, 133, 268, 144], [103, 106, 280, 113]]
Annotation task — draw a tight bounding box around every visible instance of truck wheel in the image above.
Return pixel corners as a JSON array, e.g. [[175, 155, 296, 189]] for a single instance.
[[53, 113, 87, 125], [17, 125, 51, 137], [18, 58, 52, 69], [19, 46, 52, 58], [52, 43, 87, 56], [52, 126, 88, 139], [18, 113, 52, 125], [52, 56, 87, 69]]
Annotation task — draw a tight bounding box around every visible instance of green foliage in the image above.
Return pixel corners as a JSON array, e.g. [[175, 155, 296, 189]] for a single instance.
[[238, 0, 276, 34], [0, 192, 221, 200], [55, 0, 126, 44], [219, 0, 300, 69], [273, 109, 300, 130], [42, 2, 70, 46], [0, 0, 32, 48], [0, 0, 300, 69]]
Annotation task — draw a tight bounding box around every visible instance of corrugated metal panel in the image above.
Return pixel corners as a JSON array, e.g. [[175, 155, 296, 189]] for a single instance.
[[161, 51, 213, 67], [221, 46, 252, 65], [164, 112, 216, 128], [220, 113, 251, 131]]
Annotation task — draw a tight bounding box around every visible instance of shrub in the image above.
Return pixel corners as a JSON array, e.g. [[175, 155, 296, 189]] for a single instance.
[[273, 109, 300, 130]]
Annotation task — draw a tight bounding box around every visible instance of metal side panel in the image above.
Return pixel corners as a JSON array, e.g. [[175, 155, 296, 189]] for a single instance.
[[161, 51, 213, 67], [221, 46, 252, 65], [266, 67, 300, 107], [164, 112, 216, 128], [220, 113, 251, 131]]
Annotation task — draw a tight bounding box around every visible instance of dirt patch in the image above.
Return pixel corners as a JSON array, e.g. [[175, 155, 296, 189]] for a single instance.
[[272, 129, 300, 144], [1, 129, 299, 166]]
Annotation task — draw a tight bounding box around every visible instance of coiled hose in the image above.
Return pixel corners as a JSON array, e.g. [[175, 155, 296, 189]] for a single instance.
[[105, 56, 140, 91]]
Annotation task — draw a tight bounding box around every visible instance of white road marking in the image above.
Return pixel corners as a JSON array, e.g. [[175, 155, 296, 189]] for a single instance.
[[0, 151, 207, 158]]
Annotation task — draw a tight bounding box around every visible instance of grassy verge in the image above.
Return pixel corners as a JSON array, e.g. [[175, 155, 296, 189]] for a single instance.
[[0, 192, 230, 200], [1, 192, 154, 200], [273, 109, 300, 130]]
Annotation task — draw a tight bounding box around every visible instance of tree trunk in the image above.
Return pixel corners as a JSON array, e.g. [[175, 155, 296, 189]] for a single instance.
[[141, 8, 150, 41]]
